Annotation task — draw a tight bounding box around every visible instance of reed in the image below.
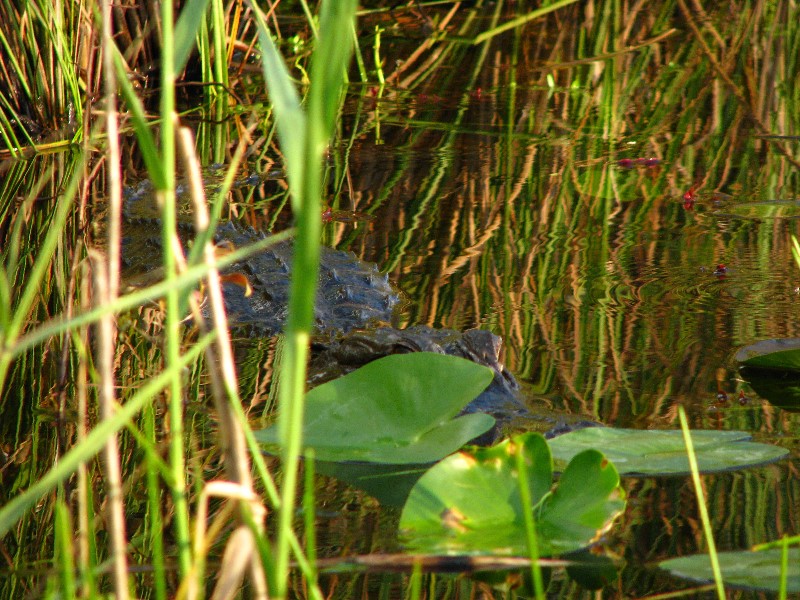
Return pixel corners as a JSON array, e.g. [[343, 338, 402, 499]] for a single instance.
[[0, 0, 86, 153], [678, 407, 725, 600], [250, 1, 358, 595]]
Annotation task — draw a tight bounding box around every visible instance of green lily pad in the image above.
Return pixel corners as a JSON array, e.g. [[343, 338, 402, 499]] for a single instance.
[[661, 549, 800, 592], [721, 199, 800, 221], [314, 460, 428, 507], [564, 551, 619, 590], [740, 367, 800, 412], [548, 428, 788, 476], [735, 338, 800, 371], [253, 352, 495, 464], [399, 433, 625, 556]]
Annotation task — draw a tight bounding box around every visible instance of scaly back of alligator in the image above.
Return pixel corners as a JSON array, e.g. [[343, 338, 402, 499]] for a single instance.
[[122, 183, 400, 335]]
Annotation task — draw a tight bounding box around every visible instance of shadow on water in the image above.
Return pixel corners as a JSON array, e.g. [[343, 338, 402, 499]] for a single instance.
[[2, 0, 800, 597]]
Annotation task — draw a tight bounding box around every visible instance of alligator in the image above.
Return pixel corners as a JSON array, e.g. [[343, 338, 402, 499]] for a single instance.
[[122, 179, 595, 443], [123, 178, 400, 336]]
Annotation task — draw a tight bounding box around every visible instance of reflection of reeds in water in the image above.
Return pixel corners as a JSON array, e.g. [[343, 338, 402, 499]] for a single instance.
[[330, 1, 800, 434]]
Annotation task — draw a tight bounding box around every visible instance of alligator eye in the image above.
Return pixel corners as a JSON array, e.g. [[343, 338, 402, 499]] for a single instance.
[[219, 273, 252, 297]]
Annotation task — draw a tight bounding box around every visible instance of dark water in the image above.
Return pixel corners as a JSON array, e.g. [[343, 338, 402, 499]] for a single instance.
[[2, 2, 800, 598]]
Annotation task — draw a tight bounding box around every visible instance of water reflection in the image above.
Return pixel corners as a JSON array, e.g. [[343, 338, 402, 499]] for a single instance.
[[290, 3, 800, 594]]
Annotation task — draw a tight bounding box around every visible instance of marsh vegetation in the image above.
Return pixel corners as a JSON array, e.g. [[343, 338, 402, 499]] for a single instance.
[[1, 0, 799, 598]]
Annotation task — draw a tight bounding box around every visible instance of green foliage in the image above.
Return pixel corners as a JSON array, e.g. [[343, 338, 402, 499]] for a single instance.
[[2, 0, 800, 597], [0, 337, 213, 538], [0, 0, 84, 151], [741, 368, 800, 411], [548, 428, 789, 476], [255, 352, 495, 463], [736, 338, 800, 371], [661, 549, 800, 594], [399, 433, 625, 557], [250, 1, 359, 596]]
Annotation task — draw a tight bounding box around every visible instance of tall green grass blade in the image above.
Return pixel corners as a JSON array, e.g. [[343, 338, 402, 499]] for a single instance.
[[306, 3, 356, 144], [252, 7, 307, 211], [351, 22, 367, 82], [162, 0, 194, 567], [0, 159, 77, 392], [250, 1, 357, 597], [54, 501, 76, 600], [471, 0, 579, 45], [174, 0, 213, 74], [678, 407, 725, 600], [0, 24, 34, 101], [299, 0, 318, 38], [0, 335, 213, 538], [780, 535, 789, 600], [210, 0, 229, 92], [515, 448, 546, 599], [143, 403, 168, 600], [111, 48, 165, 189], [43, 0, 82, 124], [0, 101, 31, 153]]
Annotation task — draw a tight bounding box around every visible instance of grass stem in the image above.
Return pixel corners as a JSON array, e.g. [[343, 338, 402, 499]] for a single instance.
[[678, 407, 725, 600]]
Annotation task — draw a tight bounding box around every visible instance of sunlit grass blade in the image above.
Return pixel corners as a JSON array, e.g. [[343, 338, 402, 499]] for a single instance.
[[54, 501, 76, 599], [0, 158, 79, 392], [249, 2, 357, 598], [111, 47, 165, 189], [791, 235, 800, 270], [471, 0, 579, 45], [143, 403, 168, 600], [515, 448, 546, 599], [678, 406, 725, 600], [174, 0, 213, 74], [251, 6, 307, 210]]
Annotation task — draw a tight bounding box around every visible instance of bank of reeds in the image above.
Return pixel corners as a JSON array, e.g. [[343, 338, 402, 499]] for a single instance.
[[0, 0, 355, 597]]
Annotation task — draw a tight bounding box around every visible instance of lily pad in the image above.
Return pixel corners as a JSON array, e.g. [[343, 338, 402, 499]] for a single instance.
[[661, 549, 800, 593], [720, 199, 800, 221], [399, 433, 625, 556], [735, 338, 800, 371], [548, 428, 788, 476], [253, 352, 495, 464], [740, 367, 800, 412], [564, 551, 619, 590], [314, 460, 428, 507]]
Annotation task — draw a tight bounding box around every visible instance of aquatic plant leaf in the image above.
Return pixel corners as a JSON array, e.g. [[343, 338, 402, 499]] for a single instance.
[[740, 367, 800, 412], [721, 200, 800, 221], [399, 433, 625, 556], [735, 338, 800, 371], [314, 461, 429, 507], [548, 428, 788, 476], [254, 353, 495, 463], [536, 450, 624, 555], [661, 549, 800, 593]]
